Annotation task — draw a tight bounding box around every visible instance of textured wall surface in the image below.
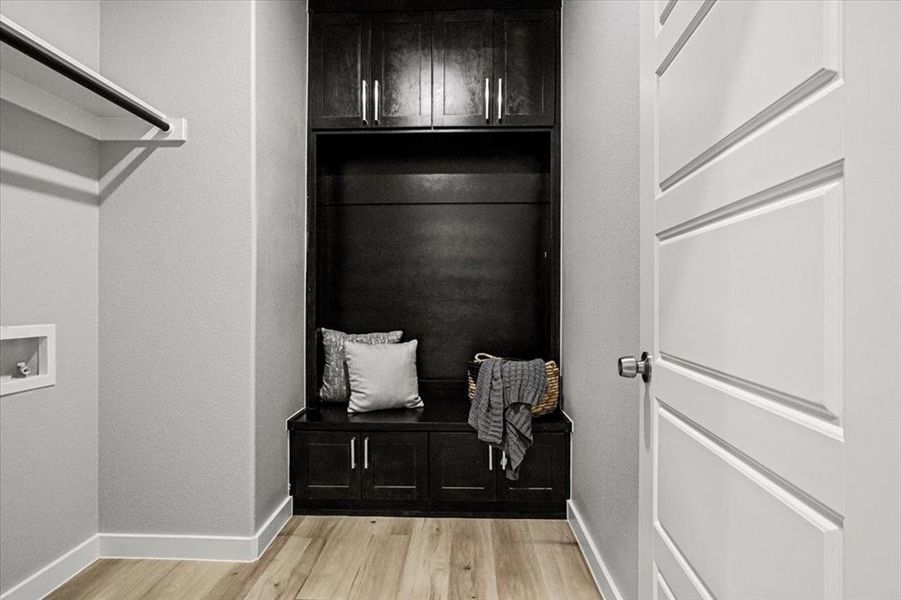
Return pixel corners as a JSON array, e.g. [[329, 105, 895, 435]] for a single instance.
[[0, 100, 99, 593], [0, 0, 100, 70], [98, 0, 257, 536], [0, 2, 101, 593], [561, 1, 641, 597], [253, 0, 308, 530]]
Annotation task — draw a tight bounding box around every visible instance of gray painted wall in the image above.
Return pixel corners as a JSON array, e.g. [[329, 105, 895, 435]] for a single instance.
[[0, 0, 100, 70], [98, 1, 257, 536], [561, 1, 640, 598], [0, 102, 100, 595], [0, 2, 100, 593], [1, 2, 307, 590], [253, 0, 307, 530]]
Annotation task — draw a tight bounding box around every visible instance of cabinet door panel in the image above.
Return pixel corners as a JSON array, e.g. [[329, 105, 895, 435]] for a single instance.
[[362, 432, 428, 501], [310, 14, 370, 129], [294, 431, 361, 500], [494, 10, 555, 127], [432, 11, 493, 127], [372, 12, 431, 128], [498, 432, 567, 502], [430, 432, 497, 502]]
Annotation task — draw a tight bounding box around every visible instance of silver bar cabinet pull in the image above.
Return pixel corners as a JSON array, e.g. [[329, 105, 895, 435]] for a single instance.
[[364, 437, 370, 469], [488, 445, 494, 470], [373, 80, 379, 125], [362, 80, 367, 125], [485, 78, 490, 123], [497, 78, 503, 122], [350, 437, 356, 469]]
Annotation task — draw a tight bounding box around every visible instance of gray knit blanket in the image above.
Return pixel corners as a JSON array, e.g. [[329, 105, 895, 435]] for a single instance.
[[467, 358, 547, 480]]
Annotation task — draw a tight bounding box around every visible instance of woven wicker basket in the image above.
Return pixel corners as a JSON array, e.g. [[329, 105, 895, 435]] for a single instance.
[[467, 353, 559, 417]]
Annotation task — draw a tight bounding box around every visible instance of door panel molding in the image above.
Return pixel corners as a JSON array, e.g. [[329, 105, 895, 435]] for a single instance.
[[656, 407, 843, 598], [654, 359, 843, 513], [655, 0, 716, 76], [653, 522, 713, 600], [658, 1, 841, 188], [657, 85, 844, 232], [658, 183, 844, 419], [657, 397, 843, 522], [655, 569, 678, 600]]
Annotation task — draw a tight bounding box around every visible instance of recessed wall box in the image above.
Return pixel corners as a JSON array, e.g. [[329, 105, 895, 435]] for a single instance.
[[0, 324, 56, 396]]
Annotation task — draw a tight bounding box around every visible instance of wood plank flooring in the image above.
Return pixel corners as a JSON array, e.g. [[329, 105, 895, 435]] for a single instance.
[[48, 516, 600, 600]]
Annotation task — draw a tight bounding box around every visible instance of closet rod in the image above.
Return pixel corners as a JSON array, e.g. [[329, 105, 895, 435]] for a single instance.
[[0, 18, 170, 132]]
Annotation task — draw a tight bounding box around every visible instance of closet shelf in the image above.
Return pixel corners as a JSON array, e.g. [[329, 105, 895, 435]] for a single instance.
[[0, 14, 186, 143]]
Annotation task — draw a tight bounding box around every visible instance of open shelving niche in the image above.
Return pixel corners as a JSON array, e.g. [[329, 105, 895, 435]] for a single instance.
[[0, 14, 186, 143]]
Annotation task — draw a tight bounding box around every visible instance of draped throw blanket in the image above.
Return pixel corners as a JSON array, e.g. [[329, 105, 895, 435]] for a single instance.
[[467, 358, 547, 480]]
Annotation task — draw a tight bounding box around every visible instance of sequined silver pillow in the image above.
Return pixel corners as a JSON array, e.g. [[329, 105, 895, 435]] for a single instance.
[[319, 328, 403, 402]]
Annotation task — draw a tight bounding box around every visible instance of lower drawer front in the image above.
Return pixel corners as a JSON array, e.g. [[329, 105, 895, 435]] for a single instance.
[[430, 432, 498, 502], [362, 432, 428, 501], [499, 432, 569, 502]]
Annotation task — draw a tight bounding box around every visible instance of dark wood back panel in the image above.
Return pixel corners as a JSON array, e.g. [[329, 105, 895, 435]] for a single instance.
[[315, 131, 552, 391]]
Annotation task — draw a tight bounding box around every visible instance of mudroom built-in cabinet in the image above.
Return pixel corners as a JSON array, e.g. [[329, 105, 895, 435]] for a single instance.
[[293, 0, 568, 518], [309, 5, 556, 129]]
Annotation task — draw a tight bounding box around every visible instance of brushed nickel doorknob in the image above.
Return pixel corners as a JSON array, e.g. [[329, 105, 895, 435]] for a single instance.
[[618, 352, 652, 383]]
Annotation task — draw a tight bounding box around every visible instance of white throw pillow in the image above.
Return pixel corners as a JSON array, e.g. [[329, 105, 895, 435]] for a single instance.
[[345, 340, 423, 413]]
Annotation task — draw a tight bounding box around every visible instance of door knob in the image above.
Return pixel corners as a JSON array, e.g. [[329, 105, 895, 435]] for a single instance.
[[618, 352, 652, 382]]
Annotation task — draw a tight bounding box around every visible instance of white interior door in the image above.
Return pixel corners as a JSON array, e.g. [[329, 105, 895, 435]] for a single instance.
[[636, 1, 900, 598]]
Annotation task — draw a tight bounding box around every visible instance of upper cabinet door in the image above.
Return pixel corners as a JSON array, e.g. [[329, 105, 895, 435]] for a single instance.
[[432, 10, 493, 128], [310, 14, 371, 129], [371, 12, 432, 128], [493, 10, 556, 127]]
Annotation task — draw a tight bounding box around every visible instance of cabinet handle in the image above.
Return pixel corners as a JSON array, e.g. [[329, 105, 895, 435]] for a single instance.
[[497, 78, 503, 123], [364, 437, 370, 470], [373, 80, 379, 125], [488, 445, 494, 471], [484, 78, 490, 123], [350, 437, 356, 470], [362, 80, 368, 125], [501, 451, 507, 469]]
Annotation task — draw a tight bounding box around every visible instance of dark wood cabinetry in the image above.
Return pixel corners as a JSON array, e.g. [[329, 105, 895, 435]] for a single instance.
[[293, 430, 428, 502], [498, 432, 568, 502], [310, 7, 558, 129], [299, 0, 565, 519], [432, 10, 494, 127], [362, 432, 428, 500], [293, 431, 361, 501], [289, 401, 570, 517], [430, 431, 498, 502], [309, 14, 370, 129], [310, 12, 433, 129], [493, 10, 556, 126], [371, 12, 432, 128]]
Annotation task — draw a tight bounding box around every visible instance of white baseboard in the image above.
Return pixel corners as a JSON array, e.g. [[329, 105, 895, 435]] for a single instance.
[[567, 499, 624, 600], [100, 496, 293, 562], [0, 497, 293, 599], [256, 495, 293, 556], [0, 534, 99, 600]]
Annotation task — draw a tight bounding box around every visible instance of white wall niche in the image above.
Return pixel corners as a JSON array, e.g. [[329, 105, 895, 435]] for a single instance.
[[0, 324, 56, 396]]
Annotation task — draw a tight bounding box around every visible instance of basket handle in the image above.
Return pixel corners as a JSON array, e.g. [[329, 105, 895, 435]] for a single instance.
[[474, 352, 500, 362]]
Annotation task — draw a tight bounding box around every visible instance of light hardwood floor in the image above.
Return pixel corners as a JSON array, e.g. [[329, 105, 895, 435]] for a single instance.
[[48, 516, 601, 600]]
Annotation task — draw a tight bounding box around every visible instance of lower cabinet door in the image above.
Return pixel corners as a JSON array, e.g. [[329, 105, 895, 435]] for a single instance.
[[294, 431, 361, 501], [361, 432, 428, 501], [430, 432, 497, 502], [498, 432, 568, 502]]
